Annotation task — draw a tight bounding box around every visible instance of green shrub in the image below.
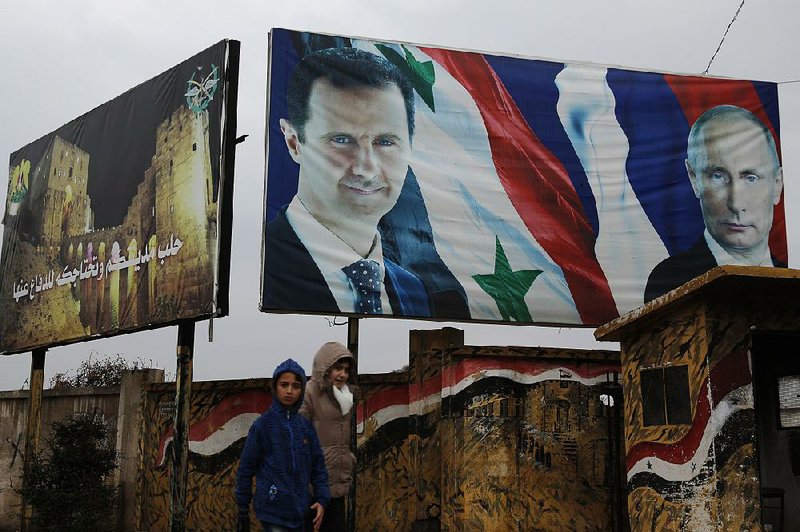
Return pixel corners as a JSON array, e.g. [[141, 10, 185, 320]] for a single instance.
[[16, 410, 118, 531]]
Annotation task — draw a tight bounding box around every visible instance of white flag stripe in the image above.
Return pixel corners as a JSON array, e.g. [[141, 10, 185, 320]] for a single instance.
[[357, 403, 409, 434], [157, 412, 259, 465], [442, 367, 616, 399], [556, 64, 669, 312], [379, 44, 581, 323], [627, 385, 752, 482]]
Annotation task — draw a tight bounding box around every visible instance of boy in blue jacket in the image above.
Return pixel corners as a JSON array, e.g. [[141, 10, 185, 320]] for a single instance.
[[236, 358, 330, 531]]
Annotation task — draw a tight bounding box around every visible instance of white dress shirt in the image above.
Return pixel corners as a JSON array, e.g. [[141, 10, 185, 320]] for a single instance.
[[704, 229, 773, 267], [286, 197, 393, 313]]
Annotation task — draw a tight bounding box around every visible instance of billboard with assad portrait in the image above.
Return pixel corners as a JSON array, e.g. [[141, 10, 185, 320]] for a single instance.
[[0, 40, 239, 355], [261, 28, 785, 326]]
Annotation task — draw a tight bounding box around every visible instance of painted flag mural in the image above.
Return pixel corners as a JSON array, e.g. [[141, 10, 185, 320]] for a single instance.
[[261, 28, 785, 326]]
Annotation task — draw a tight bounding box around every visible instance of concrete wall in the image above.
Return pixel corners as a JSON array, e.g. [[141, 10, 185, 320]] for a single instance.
[[2, 328, 625, 531], [131, 328, 624, 531], [0, 368, 162, 532], [597, 269, 800, 530], [355, 328, 626, 531]]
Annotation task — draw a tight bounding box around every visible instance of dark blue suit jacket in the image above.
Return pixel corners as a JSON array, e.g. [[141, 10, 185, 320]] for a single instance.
[[644, 237, 787, 303], [262, 209, 431, 317]]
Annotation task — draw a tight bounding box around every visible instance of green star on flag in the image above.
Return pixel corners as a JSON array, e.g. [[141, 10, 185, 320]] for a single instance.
[[472, 237, 542, 322], [374, 43, 436, 112]]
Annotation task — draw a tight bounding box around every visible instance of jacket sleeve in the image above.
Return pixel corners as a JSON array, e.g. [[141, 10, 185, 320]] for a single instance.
[[307, 421, 331, 507], [235, 420, 263, 512]]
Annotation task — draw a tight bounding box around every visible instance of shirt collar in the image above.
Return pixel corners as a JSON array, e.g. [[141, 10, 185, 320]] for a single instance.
[[703, 229, 772, 267], [286, 197, 391, 313]]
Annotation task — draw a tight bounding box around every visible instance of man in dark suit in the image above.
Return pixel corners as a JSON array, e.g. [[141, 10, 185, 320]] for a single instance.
[[645, 105, 784, 303], [262, 47, 430, 316]]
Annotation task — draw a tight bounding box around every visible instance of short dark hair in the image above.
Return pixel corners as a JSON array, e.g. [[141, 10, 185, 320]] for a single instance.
[[687, 105, 780, 174], [286, 47, 415, 143]]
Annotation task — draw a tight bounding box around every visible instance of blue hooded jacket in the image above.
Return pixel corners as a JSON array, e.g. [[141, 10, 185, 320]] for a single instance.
[[235, 358, 330, 527]]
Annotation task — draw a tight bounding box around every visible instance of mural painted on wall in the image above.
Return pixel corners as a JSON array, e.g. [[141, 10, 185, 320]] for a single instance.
[[137, 381, 271, 531], [616, 300, 764, 530], [355, 347, 624, 531], [132, 341, 623, 531]]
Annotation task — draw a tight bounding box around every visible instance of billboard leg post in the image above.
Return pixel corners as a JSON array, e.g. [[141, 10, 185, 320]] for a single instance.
[[170, 322, 195, 532], [346, 318, 359, 532], [20, 348, 46, 532]]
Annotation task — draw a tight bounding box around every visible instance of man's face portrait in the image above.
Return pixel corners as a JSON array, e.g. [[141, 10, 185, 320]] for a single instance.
[[281, 78, 411, 229], [687, 115, 783, 256]]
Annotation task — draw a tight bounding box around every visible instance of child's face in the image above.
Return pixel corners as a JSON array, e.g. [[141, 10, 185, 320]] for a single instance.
[[327, 360, 350, 390], [275, 372, 302, 407]]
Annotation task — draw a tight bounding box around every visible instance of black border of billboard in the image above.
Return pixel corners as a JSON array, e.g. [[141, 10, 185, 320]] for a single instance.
[[215, 39, 241, 318]]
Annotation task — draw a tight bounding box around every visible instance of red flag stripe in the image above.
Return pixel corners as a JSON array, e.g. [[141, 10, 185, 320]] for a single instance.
[[625, 349, 751, 469], [157, 390, 270, 462], [422, 48, 618, 324]]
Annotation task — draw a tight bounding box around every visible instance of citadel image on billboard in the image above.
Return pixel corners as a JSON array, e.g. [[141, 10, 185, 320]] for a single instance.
[[0, 40, 237, 355], [261, 29, 786, 326]]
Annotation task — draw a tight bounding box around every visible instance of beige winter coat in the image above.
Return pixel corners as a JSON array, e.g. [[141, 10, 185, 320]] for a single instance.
[[300, 342, 355, 499]]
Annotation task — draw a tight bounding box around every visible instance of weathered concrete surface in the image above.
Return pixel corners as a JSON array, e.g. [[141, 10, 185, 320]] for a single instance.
[[597, 266, 800, 531]]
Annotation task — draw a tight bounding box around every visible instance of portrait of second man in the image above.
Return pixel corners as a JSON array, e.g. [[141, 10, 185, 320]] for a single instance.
[[262, 47, 431, 317], [645, 105, 785, 303]]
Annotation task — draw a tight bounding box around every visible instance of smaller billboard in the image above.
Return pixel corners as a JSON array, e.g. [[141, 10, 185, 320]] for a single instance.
[[0, 39, 239, 355]]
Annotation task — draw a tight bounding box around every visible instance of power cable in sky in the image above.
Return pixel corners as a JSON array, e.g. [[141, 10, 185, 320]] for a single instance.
[[703, 0, 747, 75]]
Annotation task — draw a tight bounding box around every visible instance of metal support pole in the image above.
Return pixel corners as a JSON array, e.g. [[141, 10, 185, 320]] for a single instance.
[[170, 322, 195, 532], [20, 348, 46, 532], [346, 317, 359, 532]]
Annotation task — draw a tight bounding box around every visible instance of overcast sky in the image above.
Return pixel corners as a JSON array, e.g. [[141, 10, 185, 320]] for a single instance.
[[1, 0, 799, 390]]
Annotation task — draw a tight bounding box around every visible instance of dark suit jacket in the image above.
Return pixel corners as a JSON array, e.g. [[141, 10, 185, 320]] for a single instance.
[[644, 237, 787, 303], [262, 209, 431, 317]]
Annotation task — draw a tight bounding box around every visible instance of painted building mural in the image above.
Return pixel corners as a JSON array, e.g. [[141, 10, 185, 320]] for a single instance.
[[137, 380, 271, 530], [134, 330, 624, 531], [355, 339, 625, 530], [596, 266, 800, 531]]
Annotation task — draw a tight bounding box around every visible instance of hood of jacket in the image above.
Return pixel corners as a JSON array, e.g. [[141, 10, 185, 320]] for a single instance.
[[311, 342, 354, 387], [271, 358, 307, 413]]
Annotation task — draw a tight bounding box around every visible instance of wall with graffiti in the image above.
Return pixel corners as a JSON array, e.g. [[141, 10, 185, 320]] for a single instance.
[[136, 379, 271, 530], [597, 268, 800, 530], [355, 328, 625, 531], [131, 329, 622, 531]]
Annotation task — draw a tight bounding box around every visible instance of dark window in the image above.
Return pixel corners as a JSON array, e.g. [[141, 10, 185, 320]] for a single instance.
[[68, 167, 73, 178], [192, 142, 197, 152], [641, 365, 691, 426]]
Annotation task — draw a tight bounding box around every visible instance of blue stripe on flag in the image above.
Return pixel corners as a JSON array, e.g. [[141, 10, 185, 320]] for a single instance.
[[753, 81, 781, 143], [266, 29, 302, 222], [606, 69, 703, 256]]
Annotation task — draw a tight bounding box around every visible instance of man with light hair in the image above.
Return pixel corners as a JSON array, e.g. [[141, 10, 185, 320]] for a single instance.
[[645, 105, 784, 302]]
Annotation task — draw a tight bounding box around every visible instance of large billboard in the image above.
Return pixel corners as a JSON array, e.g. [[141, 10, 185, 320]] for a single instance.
[[0, 40, 239, 355], [261, 29, 785, 326]]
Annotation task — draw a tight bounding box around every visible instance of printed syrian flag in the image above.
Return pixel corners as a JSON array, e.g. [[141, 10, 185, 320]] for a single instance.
[[352, 40, 782, 325]]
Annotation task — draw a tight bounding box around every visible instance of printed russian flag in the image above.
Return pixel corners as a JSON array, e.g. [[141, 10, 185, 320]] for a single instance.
[[263, 29, 784, 326]]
